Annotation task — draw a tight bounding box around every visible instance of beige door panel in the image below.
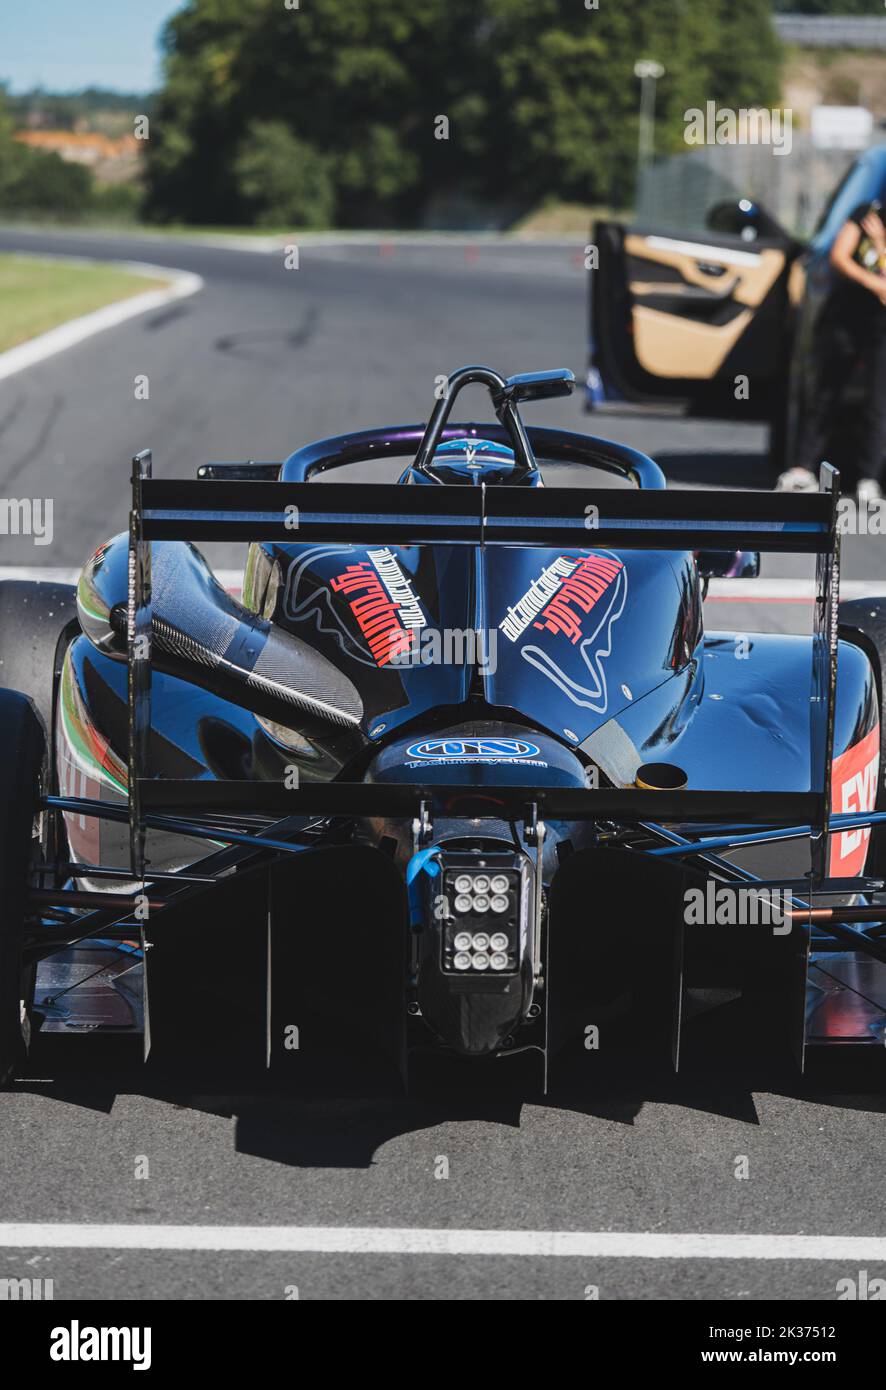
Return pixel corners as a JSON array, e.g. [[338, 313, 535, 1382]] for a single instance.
[[630, 278, 739, 301], [624, 234, 785, 309], [632, 305, 753, 379]]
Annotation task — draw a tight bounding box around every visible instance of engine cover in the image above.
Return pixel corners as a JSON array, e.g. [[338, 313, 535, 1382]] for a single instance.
[[365, 721, 591, 788]]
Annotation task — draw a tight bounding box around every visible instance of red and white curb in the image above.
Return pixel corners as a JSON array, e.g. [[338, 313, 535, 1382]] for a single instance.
[[0, 566, 239, 593], [706, 578, 886, 605], [2, 570, 884, 608], [0, 257, 203, 384]]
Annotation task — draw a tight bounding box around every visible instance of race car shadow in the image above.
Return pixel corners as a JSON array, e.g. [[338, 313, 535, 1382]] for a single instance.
[[22, 1034, 531, 1169], [20, 1029, 886, 1171]]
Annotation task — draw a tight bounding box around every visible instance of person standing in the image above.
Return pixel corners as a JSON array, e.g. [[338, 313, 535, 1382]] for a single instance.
[[778, 201, 886, 500]]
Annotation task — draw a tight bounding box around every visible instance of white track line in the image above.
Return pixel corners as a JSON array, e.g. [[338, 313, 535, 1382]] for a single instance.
[[0, 1224, 883, 1259], [0, 259, 203, 384], [179, 233, 582, 254]]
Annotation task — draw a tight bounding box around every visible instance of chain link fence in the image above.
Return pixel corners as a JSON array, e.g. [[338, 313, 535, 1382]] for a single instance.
[[634, 136, 870, 238]]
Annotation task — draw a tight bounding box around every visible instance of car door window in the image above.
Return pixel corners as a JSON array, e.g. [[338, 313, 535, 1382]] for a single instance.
[[812, 158, 882, 246]]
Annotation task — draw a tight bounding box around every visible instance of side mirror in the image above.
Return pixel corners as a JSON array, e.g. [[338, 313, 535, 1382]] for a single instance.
[[706, 198, 787, 243], [696, 549, 760, 580], [499, 369, 575, 403]]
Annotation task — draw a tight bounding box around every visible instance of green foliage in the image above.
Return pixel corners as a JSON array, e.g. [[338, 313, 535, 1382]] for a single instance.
[[145, 0, 785, 227], [6, 87, 150, 137], [234, 121, 334, 227], [1, 148, 93, 215], [91, 181, 144, 222], [0, 92, 95, 218]]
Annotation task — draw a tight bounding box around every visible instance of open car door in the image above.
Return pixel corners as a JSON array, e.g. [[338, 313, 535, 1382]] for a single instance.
[[590, 201, 800, 422]]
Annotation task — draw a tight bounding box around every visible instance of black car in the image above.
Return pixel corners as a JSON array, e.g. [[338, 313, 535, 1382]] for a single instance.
[[3, 365, 886, 1093], [588, 144, 886, 482]]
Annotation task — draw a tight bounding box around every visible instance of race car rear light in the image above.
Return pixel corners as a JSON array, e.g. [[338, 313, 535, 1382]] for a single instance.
[[410, 846, 538, 1055], [433, 860, 527, 976]]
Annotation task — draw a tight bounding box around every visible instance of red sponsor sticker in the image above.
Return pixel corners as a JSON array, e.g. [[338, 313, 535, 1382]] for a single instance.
[[330, 561, 416, 667], [830, 724, 880, 876], [532, 553, 624, 644]]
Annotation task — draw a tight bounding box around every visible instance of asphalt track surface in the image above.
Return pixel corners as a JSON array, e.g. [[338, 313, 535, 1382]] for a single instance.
[[0, 226, 884, 1302]]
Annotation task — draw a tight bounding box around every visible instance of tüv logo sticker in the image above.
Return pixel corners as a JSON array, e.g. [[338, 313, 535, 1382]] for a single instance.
[[407, 738, 541, 761]]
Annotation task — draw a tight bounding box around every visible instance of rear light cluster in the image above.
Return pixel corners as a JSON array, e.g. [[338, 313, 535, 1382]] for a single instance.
[[442, 870, 518, 974]]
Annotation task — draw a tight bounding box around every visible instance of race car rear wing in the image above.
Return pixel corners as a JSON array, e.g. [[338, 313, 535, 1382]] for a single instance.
[[125, 448, 841, 888], [138, 472, 833, 552]]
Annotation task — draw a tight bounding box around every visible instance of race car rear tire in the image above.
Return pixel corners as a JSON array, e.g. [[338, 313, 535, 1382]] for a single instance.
[[0, 580, 78, 737], [0, 690, 45, 1085], [838, 598, 886, 873]]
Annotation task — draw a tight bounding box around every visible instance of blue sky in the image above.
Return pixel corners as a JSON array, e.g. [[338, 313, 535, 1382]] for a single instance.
[[0, 0, 185, 94]]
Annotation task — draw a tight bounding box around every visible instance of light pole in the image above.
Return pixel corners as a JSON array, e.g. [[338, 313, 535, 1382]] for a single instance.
[[634, 59, 665, 201]]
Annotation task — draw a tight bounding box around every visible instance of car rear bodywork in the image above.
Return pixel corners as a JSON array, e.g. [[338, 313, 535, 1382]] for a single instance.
[[14, 365, 886, 1089]]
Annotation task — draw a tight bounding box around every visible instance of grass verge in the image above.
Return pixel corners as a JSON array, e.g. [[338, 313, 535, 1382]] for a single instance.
[[0, 253, 170, 353]]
